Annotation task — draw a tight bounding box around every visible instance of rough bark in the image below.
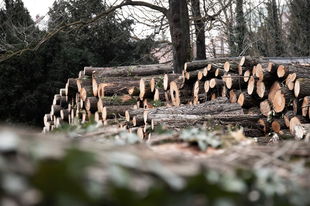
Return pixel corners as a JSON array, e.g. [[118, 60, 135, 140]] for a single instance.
[[88, 64, 173, 77], [190, 0, 206, 60], [168, 0, 191, 73], [294, 78, 310, 98], [151, 114, 263, 137], [302, 96, 310, 117]]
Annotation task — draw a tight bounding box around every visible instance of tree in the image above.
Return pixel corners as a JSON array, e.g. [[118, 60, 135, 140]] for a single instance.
[[0, 0, 159, 127], [190, 0, 207, 60], [287, 0, 310, 56], [234, 0, 248, 56]]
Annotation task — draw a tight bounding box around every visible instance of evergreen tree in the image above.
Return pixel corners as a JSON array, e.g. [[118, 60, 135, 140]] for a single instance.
[[0, 0, 158, 127], [0, 0, 49, 126]]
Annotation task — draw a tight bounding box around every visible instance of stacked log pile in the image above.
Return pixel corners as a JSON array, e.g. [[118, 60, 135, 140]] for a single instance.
[[43, 57, 310, 141]]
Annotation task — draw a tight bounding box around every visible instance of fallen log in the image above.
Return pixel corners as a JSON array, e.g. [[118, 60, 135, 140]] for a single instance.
[[85, 64, 173, 77], [271, 118, 287, 133], [294, 78, 310, 98], [268, 81, 281, 102], [238, 92, 261, 108], [258, 118, 270, 135], [273, 87, 295, 113], [293, 98, 303, 116], [260, 99, 273, 117], [151, 114, 263, 137]]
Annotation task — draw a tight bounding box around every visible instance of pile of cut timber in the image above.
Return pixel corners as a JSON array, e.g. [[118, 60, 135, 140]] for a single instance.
[[43, 57, 310, 140]]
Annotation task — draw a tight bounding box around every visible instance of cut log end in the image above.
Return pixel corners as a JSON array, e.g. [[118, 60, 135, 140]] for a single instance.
[[273, 90, 285, 113], [170, 81, 180, 106]]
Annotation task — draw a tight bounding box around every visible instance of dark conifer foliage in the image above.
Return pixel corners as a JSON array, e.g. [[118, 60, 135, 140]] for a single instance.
[[0, 0, 158, 127]]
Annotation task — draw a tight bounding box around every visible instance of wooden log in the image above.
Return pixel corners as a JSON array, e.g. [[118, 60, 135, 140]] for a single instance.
[[268, 81, 281, 102], [255, 63, 276, 82], [65, 78, 78, 99], [146, 97, 243, 119], [128, 86, 140, 96], [76, 78, 92, 93], [51, 105, 62, 117], [229, 89, 241, 103], [238, 92, 261, 108], [53, 95, 67, 107], [192, 80, 205, 97], [290, 116, 309, 134], [184, 58, 235, 71], [243, 70, 251, 83], [268, 62, 280, 74], [277, 129, 294, 140], [80, 86, 93, 101], [163, 73, 182, 90], [59, 88, 66, 97], [85, 64, 173, 77], [139, 78, 153, 100], [43, 114, 52, 128], [170, 81, 192, 106], [303, 96, 310, 118], [84, 66, 109, 76], [223, 58, 245, 73], [294, 78, 310, 98], [260, 99, 273, 117], [97, 95, 137, 108], [293, 124, 310, 140], [273, 87, 295, 113], [293, 98, 303, 116], [285, 73, 295, 91], [258, 118, 270, 135], [247, 107, 261, 115], [150, 76, 165, 93], [184, 69, 205, 82], [209, 78, 225, 89], [103, 81, 142, 97], [215, 68, 225, 77], [223, 73, 247, 90], [103, 105, 134, 119], [284, 110, 295, 128], [256, 80, 268, 99], [151, 113, 263, 137], [271, 118, 287, 133], [247, 76, 258, 96], [85, 97, 99, 112], [78, 70, 85, 78], [276, 64, 291, 79], [60, 109, 70, 121]]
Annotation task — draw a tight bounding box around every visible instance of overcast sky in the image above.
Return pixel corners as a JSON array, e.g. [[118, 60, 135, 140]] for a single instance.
[[23, 0, 55, 19]]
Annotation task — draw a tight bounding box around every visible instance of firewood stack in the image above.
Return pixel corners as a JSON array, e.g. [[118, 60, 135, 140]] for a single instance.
[[43, 57, 310, 141]]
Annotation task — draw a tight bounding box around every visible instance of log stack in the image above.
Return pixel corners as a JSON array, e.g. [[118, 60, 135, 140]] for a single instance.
[[43, 57, 310, 141]]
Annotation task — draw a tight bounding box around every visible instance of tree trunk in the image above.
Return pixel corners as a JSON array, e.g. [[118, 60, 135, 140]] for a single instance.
[[190, 0, 206, 60], [168, 0, 191, 73]]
